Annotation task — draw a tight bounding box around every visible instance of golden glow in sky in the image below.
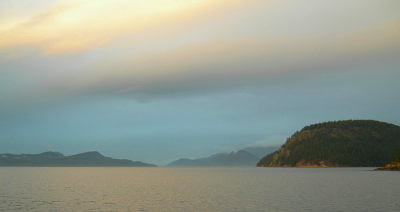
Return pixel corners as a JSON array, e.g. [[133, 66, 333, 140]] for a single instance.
[[0, 0, 252, 55]]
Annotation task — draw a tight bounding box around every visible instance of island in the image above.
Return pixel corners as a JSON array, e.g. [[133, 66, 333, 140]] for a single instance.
[[167, 146, 278, 167], [257, 120, 400, 167], [0, 151, 156, 167], [167, 150, 259, 167]]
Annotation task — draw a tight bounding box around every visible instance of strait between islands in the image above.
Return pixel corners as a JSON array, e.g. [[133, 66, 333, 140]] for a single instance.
[[1, 120, 399, 170]]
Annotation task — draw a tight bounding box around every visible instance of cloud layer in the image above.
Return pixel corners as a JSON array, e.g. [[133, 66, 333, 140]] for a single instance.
[[1, 0, 399, 106], [1, 0, 400, 164]]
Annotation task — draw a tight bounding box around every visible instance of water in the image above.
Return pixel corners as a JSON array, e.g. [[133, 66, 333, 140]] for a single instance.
[[0, 167, 398, 211]]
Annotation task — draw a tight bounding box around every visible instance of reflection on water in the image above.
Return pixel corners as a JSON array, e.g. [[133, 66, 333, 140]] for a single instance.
[[0, 167, 399, 211]]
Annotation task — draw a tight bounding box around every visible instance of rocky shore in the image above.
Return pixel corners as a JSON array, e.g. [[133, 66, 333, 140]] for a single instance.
[[375, 162, 400, 171]]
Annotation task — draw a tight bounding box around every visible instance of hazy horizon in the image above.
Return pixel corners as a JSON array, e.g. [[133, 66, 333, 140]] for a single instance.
[[1, 0, 400, 165]]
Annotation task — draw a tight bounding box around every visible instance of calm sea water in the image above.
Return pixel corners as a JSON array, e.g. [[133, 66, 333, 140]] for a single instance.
[[0, 167, 398, 211]]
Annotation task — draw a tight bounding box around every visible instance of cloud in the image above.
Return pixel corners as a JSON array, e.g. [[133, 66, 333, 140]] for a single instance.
[[0, 0, 257, 56], [80, 17, 400, 100], [0, 0, 399, 110]]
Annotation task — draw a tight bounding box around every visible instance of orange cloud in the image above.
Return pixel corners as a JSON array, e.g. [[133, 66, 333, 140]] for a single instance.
[[0, 0, 260, 56]]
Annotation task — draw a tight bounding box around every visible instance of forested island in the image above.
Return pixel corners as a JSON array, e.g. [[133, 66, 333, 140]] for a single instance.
[[0, 151, 156, 167], [257, 120, 400, 167]]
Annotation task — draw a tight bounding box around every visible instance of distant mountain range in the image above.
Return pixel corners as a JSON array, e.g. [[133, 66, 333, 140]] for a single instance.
[[241, 146, 280, 158], [257, 120, 400, 167], [167, 146, 279, 167], [0, 151, 156, 167]]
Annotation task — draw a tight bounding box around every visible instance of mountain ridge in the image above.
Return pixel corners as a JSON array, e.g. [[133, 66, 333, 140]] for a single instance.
[[0, 151, 156, 167], [167, 150, 260, 167], [167, 146, 278, 167]]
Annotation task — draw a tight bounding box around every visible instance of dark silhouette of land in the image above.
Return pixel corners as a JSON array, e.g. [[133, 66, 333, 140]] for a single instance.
[[257, 120, 400, 167], [167, 146, 278, 167], [0, 151, 156, 167]]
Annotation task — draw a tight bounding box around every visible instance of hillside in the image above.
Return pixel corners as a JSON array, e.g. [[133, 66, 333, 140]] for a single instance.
[[257, 120, 400, 167], [167, 150, 261, 167], [241, 146, 279, 158], [0, 151, 156, 167]]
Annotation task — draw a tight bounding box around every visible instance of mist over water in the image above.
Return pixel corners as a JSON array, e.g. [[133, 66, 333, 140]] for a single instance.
[[0, 167, 398, 211]]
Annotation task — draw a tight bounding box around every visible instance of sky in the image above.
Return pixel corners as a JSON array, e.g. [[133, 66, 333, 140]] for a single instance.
[[1, 0, 400, 166]]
